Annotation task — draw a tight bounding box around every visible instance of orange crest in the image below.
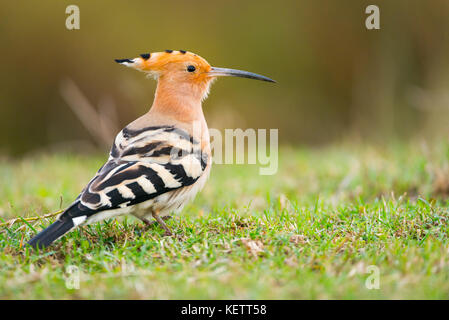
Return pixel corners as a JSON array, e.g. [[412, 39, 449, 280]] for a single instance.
[[116, 50, 212, 84]]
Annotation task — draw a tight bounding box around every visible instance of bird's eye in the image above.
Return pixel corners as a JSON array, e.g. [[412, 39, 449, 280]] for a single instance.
[[187, 65, 196, 72]]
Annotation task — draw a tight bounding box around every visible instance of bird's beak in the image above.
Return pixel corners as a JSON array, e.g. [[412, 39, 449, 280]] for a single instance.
[[207, 67, 276, 83]]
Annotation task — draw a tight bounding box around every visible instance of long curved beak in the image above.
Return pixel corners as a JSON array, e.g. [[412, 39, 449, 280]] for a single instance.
[[207, 67, 276, 83]]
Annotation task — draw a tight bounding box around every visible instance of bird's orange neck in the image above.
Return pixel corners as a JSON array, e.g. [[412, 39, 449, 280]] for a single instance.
[[149, 77, 209, 124]]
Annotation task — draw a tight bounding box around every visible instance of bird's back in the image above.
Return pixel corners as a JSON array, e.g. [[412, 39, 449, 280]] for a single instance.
[[76, 119, 210, 222]]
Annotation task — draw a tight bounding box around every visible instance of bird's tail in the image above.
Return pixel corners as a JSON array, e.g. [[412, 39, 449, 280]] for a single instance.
[[27, 204, 80, 249]]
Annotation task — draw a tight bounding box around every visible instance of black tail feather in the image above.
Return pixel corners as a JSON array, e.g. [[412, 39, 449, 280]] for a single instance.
[[27, 217, 74, 249]]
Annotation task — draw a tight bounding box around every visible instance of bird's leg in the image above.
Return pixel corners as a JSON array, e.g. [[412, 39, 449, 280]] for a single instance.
[[134, 215, 172, 228], [161, 215, 172, 222], [141, 217, 155, 228], [152, 211, 173, 236], [139, 215, 172, 228], [132, 214, 172, 233]]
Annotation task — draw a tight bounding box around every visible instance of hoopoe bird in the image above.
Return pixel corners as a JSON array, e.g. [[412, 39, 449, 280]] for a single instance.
[[28, 50, 275, 249]]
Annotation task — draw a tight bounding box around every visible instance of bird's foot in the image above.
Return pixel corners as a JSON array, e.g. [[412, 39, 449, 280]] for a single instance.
[[151, 212, 174, 236], [140, 215, 172, 229]]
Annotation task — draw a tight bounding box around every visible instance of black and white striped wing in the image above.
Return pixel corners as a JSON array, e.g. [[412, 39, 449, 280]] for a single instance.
[[67, 125, 207, 218]]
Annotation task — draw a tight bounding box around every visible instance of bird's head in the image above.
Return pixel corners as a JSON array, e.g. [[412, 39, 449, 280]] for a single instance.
[[115, 50, 275, 101]]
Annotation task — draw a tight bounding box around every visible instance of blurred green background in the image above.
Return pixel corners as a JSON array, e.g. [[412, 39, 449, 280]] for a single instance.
[[1, 0, 449, 156]]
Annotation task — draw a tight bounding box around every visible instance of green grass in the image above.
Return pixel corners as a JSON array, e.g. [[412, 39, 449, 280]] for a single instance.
[[1, 141, 449, 299]]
